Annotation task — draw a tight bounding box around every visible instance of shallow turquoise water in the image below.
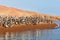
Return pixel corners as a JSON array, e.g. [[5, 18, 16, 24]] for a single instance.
[[0, 22, 60, 40]]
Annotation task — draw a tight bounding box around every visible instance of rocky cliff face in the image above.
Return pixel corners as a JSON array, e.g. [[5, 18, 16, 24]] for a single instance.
[[0, 6, 59, 21]]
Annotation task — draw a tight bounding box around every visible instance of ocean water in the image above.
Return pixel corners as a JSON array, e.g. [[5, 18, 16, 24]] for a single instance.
[[0, 28, 60, 40], [0, 22, 60, 40]]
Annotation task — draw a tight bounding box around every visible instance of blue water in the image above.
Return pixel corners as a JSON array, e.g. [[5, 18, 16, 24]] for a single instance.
[[0, 28, 60, 40], [0, 22, 60, 40]]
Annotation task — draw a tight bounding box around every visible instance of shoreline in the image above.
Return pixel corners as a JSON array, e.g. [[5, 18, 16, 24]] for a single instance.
[[0, 23, 58, 32]]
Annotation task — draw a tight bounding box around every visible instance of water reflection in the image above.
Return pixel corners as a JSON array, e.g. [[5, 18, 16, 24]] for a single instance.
[[0, 29, 60, 40]]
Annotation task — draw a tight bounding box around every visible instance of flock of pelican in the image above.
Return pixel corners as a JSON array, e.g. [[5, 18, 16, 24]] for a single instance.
[[0, 15, 54, 28]]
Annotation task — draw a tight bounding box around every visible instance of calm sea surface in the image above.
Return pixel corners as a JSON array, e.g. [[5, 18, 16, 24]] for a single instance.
[[0, 22, 60, 40]]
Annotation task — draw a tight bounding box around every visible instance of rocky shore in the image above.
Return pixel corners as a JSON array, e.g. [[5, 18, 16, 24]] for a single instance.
[[0, 6, 59, 32]]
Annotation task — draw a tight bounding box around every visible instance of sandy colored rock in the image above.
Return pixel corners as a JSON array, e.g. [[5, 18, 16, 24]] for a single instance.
[[0, 6, 59, 32]]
